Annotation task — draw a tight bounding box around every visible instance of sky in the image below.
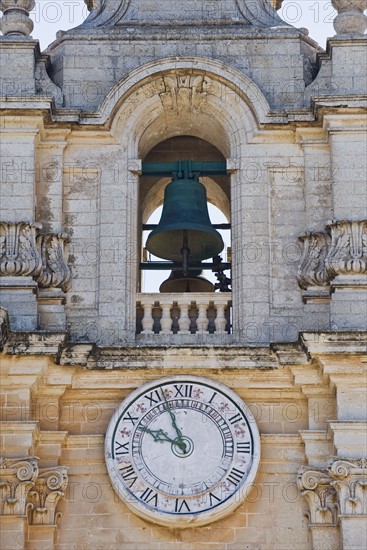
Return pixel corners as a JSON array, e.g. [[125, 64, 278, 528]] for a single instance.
[[27, 1, 337, 50]]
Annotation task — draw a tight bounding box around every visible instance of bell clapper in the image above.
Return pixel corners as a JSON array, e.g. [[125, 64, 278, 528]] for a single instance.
[[181, 230, 190, 278]]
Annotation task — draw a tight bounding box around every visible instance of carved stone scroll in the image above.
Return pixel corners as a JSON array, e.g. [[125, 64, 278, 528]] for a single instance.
[[0, 457, 39, 516], [325, 220, 367, 279], [298, 467, 338, 525], [297, 232, 332, 290], [328, 458, 367, 516], [28, 467, 68, 526], [0, 222, 42, 278], [36, 233, 72, 292]]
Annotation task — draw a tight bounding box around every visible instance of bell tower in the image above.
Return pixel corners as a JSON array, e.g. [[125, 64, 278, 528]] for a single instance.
[[1, 1, 366, 549]]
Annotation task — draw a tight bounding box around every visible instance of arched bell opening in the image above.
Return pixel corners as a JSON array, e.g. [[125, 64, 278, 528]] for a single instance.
[[138, 136, 231, 294]]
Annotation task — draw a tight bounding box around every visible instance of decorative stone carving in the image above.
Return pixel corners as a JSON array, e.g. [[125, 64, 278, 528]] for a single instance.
[[297, 232, 332, 289], [159, 74, 209, 113], [0, 457, 38, 516], [328, 458, 367, 516], [35, 233, 71, 292], [0, 222, 42, 277], [236, 0, 287, 27], [325, 220, 367, 278], [28, 467, 68, 525], [298, 467, 338, 525], [331, 1, 367, 35], [0, 0, 35, 36]]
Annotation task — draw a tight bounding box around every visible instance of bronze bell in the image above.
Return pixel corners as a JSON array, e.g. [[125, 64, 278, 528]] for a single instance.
[[146, 176, 224, 263], [159, 269, 214, 293]]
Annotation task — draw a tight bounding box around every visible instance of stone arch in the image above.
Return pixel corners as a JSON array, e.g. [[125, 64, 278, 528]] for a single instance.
[[81, 57, 271, 137]]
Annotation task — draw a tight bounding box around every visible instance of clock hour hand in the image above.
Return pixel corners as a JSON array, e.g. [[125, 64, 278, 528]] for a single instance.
[[140, 426, 176, 445], [142, 424, 187, 453]]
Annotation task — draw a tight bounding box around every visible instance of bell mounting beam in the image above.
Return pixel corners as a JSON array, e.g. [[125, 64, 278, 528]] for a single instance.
[[141, 160, 227, 178]]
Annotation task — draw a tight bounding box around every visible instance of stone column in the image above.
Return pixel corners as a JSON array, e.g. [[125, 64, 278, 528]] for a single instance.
[[298, 467, 340, 550], [27, 467, 68, 549], [328, 458, 367, 550], [0, 457, 39, 550]]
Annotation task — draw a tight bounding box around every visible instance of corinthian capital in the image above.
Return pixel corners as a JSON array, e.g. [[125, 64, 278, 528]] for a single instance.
[[297, 232, 332, 290], [325, 220, 367, 278], [328, 457, 367, 516], [298, 467, 338, 525], [0, 222, 42, 277], [0, 457, 39, 516], [28, 466, 69, 526], [36, 233, 72, 292]]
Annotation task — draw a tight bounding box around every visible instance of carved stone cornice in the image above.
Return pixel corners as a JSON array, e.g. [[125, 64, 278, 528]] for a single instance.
[[35, 233, 71, 292], [328, 458, 367, 516], [0, 222, 42, 278], [298, 467, 338, 525], [28, 467, 68, 526], [297, 232, 332, 289], [331, 1, 367, 35], [81, 0, 287, 28], [0, 457, 39, 516], [325, 220, 367, 279], [0, 0, 35, 36]]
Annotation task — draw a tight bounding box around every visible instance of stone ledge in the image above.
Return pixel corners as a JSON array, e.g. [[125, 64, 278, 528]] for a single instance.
[[300, 331, 367, 354]]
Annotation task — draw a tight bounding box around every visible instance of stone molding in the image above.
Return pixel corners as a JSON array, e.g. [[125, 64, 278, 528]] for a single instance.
[[297, 219, 367, 298], [0, 0, 35, 36], [331, 1, 367, 35], [28, 467, 68, 526], [0, 458, 68, 526], [0, 457, 38, 516], [0, 222, 71, 292]]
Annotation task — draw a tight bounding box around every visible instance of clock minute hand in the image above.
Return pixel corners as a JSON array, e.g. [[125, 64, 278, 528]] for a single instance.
[[161, 391, 187, 453]]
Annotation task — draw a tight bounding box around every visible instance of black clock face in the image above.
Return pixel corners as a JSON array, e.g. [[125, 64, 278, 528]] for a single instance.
[[105, 376, 260, 527]]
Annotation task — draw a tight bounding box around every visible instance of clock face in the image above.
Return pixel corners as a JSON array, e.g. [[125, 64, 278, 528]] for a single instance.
[[105, 376, 260, 527]]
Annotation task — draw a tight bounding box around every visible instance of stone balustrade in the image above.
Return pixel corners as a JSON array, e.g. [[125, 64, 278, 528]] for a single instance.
[[136, 293, 232, 335]]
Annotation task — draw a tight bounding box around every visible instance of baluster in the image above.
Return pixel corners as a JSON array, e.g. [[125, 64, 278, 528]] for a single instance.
[[214, 302, 227, 334], [141, 302, 154, 334], [196, 303, 209, 334], [160, 302, 173, 334], [178, 302, 191, 334]]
